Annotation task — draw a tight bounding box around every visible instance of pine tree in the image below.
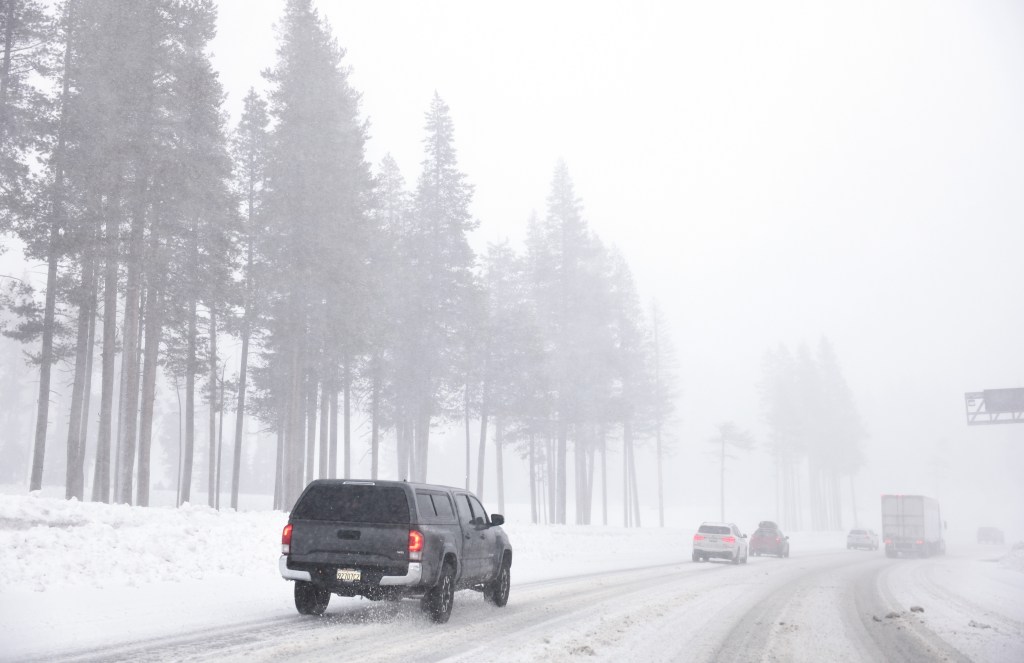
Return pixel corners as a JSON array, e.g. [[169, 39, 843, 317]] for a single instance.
[[228, 88, 269, 509], [260, 0, 372, 507], [403, 92, 476, 482]]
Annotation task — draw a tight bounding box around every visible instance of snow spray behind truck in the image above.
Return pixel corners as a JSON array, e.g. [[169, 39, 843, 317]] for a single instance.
[[881, 494, 946, 558]]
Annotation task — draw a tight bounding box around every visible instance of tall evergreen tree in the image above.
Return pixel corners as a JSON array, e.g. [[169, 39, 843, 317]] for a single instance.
[[228, 88, 269, 509], [260, 0, 372, 507], [402, 92, 476, 483]]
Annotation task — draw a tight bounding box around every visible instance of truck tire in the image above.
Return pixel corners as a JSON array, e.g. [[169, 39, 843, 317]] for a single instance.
[[424, 562, 455, 624], [484, 559, 511, 607], [294, 581, 330, 616]]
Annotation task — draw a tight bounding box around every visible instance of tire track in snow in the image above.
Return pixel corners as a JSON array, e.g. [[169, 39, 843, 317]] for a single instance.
[[30, 560, 710, 663]]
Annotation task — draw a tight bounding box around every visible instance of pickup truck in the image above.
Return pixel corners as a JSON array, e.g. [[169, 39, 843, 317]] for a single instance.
[[280, 479, 513, 623]]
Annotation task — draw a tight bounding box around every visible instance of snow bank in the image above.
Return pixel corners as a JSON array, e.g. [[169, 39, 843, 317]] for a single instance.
[[1001, 541, 1024, 573], [0, 493, 286, 592], [0, 493, 853, 595]]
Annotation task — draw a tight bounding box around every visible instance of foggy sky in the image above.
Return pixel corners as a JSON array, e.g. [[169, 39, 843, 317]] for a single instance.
[[2, 0, 1013, 532]]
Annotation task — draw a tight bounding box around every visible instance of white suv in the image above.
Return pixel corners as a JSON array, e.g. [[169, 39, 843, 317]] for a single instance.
[[846, 528, 879, 550], [692, 522, 748, 564]]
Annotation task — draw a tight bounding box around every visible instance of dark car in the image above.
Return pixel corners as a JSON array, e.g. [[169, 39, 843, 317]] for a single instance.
[[977, 527, 1005, 544], [749, 522, 790, 557], [280, 479, 512, 623]]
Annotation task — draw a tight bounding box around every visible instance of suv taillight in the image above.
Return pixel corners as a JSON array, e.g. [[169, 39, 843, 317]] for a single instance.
[[282, 523, 293, 555], [409, 529, 424, 561], [722, 536, 736, 544], [693, 534, 705, 541]]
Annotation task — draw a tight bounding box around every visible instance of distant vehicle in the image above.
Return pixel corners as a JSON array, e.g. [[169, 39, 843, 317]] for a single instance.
[[846, 528, 879, 550], [881, 494, 945, 558], [977, 527, 1005, 545], [280, 479, 512, 623], [750, 522, 790, 557], [692, 522, 748, 564]]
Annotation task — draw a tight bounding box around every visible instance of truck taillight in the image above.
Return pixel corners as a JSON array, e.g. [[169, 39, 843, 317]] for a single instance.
[[282, 523, 293, 555], [408, 529, 424, 561], [884, 538, 891, 545], [915, 540, 923, 545]]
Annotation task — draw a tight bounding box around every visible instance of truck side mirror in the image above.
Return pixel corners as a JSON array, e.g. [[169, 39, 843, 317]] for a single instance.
[[490, 514, 504, 527]]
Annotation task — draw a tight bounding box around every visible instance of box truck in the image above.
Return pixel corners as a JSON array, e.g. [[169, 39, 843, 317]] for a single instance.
[[881, 494, 945, 558]]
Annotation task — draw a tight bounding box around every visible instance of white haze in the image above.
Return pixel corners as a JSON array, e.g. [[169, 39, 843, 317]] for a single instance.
[[205, 0, 1024, 535], [3, 0, 1020, 538]]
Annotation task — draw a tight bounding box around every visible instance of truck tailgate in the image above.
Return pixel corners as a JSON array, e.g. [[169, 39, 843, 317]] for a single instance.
[[290, 521, 409, 566]]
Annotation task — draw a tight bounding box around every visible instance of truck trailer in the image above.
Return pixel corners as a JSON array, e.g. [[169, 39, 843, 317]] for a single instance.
[[881, 494, 945, 558]]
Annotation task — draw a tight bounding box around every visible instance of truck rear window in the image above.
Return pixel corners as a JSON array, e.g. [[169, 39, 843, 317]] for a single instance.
[[291, 485, 410, 524]]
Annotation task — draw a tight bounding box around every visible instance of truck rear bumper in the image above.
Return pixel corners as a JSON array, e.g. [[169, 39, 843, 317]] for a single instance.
[[279, 556, 422, 586], [280, 555, 312, 581]]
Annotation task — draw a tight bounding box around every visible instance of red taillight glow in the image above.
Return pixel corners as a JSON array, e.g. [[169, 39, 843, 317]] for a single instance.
[[408, 529, 424, 560], [776, 537, 781, 542], [915, 540, 924, 545], [281, 524, 293, 555], [723, 536, 736, 544], [693, 534, 705, 541], [884, 538, 892, 544]]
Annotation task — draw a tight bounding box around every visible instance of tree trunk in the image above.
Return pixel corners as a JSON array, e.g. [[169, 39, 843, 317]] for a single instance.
[[476, 389, 488, 498], [285, 342, 304, 507], [179, 298, 197, 505], [92, 220, 119, 504], [231, 315, 250, 510], [370, 367, 379, 480], [574, 432, 585, 524], [600, 427, 607, 526], [207, 305, 218, 508], [343, 362, 351, 479], [80, 274, 98, 492], [30, 0, 75, 493], [115, 220, 146, 504], [65, 249, 98, 500], [305, 376, 316, 483], [318, 379, 328, 479], [0, 0, 16, 137], [273, 426, 283, 510], [30, 221, 60, 492], [328, 384, 338, 479], [547, 433, 556, 524], [556, 418, 567, 524], [529, 432, 537, 524], [623, 428, 630, 527], [628, 424, 641, 527], [495, 418, 505, 515], [396, 419, 408, 481], [136, 281, 163, 507], [464, 384, 470, 491], [216, 364, 225, 510]]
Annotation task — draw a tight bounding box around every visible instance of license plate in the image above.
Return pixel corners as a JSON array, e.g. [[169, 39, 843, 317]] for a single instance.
[[336, 568, 360, 582]]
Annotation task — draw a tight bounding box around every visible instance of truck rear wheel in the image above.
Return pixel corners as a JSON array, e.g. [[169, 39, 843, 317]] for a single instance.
[[424, 562, 455, 624], [294, 581, 330, 616]]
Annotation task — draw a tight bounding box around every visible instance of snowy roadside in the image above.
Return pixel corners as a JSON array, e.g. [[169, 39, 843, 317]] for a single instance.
[[0, 493, 847, 660], [0, 493, 848, 594]]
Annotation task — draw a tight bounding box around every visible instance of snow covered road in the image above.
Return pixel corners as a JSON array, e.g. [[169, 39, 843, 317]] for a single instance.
[[11, 548, 1023, 663], [3, 496, 1022, 662]]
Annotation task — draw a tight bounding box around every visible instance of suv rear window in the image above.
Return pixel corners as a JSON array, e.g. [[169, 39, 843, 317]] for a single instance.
[[698, 525, 731, 535], [291, 484, 410, 524], [849, 529, 865, 535]]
